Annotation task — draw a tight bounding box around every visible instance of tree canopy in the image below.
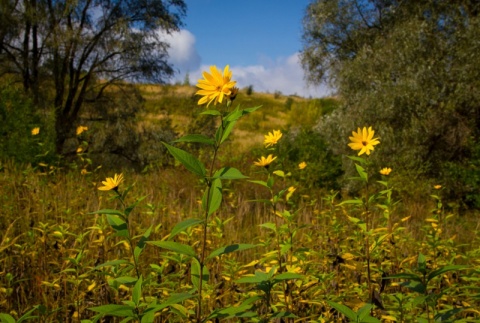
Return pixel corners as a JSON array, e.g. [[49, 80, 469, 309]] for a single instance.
[[301, 0, 480, 206], [0, 0, 186, 153]]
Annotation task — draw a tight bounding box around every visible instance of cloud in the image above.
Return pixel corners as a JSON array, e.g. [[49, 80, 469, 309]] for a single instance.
[[164, 30, 332, 98], [230, 53, 333, 98], [160, 29, 201, 74]]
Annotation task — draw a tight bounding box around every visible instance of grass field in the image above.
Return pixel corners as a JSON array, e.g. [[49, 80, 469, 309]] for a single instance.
[[0, 85, 479, 322]]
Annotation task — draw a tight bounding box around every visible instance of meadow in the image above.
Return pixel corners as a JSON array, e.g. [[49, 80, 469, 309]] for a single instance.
[[0, 83, 479, 323]]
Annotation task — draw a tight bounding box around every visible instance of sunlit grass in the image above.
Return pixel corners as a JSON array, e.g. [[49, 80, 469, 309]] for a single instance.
[[1, 83, 479, 322]]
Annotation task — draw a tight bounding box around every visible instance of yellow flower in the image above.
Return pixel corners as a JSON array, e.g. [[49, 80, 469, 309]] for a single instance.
[[348, 126, 380, 156], [434, 185, 442, 190], [264, 130, 283, 147], [77, 147, 83, 153], [81, 169, 88, 175], [253, 155, 277, 167], [76, 126, 88, 136], [98, 173, 124, 191], [298, 162, 307, 170], [380, 167, 392, 175], [196, 65, 237, 106], [31, 127, 40, 135]]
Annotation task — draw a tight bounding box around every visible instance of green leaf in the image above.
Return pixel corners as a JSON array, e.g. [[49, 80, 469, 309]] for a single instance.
[[339, 198, 363, 205], [147, 241, 197, 258], [202, 178, 222, 216], [213, 167, 248, 180], [115, 276, 138, 285], [207, 244, 257, 259], [17, 306, 41, 323], [134, 226, 152, 263], [327, 301, 357, 321], [168, 218, 204, 240], [219, 119, 237, 144], [124, 196, 147, 217], [401, 280, 426, 294], [147, 293, 196, 312], [355, 163, 368, 181], [174, 134, 215, 145], [427, 265, 468, 282], [417, 253, 427, 275], [191, 259, 209, 291], [274, 272, 303, 281], [259, 222, 277, 232], [248, 180, 270, 188], [347, 215, 366, 232], [0, 314, 16, 323], [132, 276, 142, 306], [163, 142, 206, 178], [89, 305, 135, 317], [347, 155, 367, 165], [106, 214, 128, 237], [357, 304, 374, 320]]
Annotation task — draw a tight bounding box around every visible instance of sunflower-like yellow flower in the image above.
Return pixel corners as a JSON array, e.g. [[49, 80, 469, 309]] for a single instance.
[[196, 65, 237, 106], [253, 154, 277, 167], [298, 162, 307, 170], [380, 167, 392, 175], [31, 127, 40, 136], [348, 126, 380, 156], [434, 185, 442, 190], [264, 130, 283, 147], [98, 173, 124, 191], [76, 126, 88, 136]]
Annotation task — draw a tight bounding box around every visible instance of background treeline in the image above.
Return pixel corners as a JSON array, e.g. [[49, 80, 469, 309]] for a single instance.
[[301, 0, 480, 208]]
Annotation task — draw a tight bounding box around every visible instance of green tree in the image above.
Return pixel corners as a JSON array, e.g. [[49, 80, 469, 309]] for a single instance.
[[301, 1, 480, 204], [0, 0, 186, 154]]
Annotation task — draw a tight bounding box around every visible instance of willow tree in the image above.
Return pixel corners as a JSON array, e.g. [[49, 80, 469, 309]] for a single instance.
[[0, 0, 186, 154], [301, 0, 480, 206]]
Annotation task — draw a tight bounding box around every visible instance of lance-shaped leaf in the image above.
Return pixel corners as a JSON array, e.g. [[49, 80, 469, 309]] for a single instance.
[[327, 301, 357, 321], [134, 226, 152, 264], [106, 214, 128, 237], [202, 178, 222, 216], [148, 241, 197, 259], [132, 276, 143, 306], [168, 218, 204, 241], [207, 244, 257, 259], [191, 259, 209, 291], [88, 304, 135, 317], [213, 167, 248, 180], [163, 142, 206, 178]]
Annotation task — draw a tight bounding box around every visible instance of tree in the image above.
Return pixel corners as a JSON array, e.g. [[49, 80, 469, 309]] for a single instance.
[[301, 1, 480, 205], [0, 0, 186, 154]]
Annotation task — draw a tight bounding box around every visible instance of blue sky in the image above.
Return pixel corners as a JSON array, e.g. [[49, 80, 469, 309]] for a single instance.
[[162, 0, 332, 97]]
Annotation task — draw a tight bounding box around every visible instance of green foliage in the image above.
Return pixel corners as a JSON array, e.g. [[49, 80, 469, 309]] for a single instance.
[[278, 128, 343, 189], [301, 0, 480, 207], [0, 83, 54, 163]]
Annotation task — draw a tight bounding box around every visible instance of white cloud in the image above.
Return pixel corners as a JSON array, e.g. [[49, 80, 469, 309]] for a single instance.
[[160, 29, 201, 74], [164, 30, 333, 98], [230, 53, 333, 98]]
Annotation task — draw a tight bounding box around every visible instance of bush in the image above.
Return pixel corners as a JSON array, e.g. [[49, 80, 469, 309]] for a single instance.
[[0, 83, 54, 163], [277, 127, 343, 189]]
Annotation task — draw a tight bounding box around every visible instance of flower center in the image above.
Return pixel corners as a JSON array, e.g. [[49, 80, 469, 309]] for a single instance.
[[362, 141, 368, 146]]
